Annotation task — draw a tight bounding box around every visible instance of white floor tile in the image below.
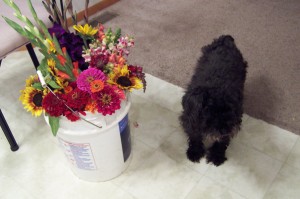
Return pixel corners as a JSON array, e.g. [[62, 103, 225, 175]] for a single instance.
[[0, 176, 37, 199], [132, 74, 185, 113], [286, 137, 300, 170], [160, 128, 212, 174], [185, 176, 247, 199], [130, 96, 180, 149], [263, 163, 300, 199], [117, 148, 202, 199], [204, 141, 283, 199], [236, 117, 298, 161]]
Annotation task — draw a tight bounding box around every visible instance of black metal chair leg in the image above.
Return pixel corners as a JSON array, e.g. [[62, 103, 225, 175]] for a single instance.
[[0, 109, 19, 151], [0, 43, 38, 152], [1, 59, 19, 151], [26, 43, 39, 69]]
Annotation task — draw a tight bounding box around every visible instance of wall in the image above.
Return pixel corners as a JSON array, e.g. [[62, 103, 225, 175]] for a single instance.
[[72, 0, 103, 12]]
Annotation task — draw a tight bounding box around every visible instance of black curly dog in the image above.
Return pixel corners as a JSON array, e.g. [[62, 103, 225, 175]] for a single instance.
[[180, 35, 248, 166]]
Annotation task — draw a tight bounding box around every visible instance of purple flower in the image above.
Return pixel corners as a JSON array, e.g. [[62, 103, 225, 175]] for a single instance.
[[48, 23, 87, 70], [48, 23, 66, 38]]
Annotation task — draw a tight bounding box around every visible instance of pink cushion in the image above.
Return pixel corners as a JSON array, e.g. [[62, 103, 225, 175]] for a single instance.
[[0, 0, 52, 59]]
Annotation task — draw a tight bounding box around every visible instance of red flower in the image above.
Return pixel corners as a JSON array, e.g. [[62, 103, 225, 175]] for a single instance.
[[42, 92, 67, 117], [90, 53, 109, 70], [92, 86, 121, 116], [64, 110, 86, 122], [64, 88, 89, 110], [64, 110, 80, 121]]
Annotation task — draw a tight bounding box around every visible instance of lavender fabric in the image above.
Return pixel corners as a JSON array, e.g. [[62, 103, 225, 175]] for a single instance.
[[0, 0, 51, 59]]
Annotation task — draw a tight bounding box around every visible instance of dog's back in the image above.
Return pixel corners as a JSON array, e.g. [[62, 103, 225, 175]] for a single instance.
[[181, 35, 248, 137]]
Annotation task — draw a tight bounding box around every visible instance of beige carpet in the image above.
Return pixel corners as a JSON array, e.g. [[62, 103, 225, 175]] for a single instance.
[[94, 0, 300, 134]]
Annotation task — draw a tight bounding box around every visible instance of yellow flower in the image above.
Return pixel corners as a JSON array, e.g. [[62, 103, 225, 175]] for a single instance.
[[108, 65, 143, 91], [56, 76, 67, 88], [47, 58, 57, 76], [47, 58, 56, 68], [25, 75, 39, 87], [19, 87, 44, 117], [73, 24, 98, 36], [46, 58, 67, 88], [45, 39, 56, 53]]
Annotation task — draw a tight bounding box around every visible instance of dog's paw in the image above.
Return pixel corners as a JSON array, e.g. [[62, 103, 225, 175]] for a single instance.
[[186, 147, 205, 163], [206, 154, 227, 166]]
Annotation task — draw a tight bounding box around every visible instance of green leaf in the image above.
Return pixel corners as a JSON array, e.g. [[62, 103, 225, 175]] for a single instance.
[[52, 34, 63, 54], [48, 80, 61, 89], [38, 19, 52, 39], [2, 17, 27, 37], [35, 39, 49, 55], [114, 28, 121, 44], [3, 0, 22, 16], [38, 58, 49, 73], [27, 0, 39, 24], [23, 28, 37, 41], [48, 116, 59, 136], [32, 82, 43, 90]]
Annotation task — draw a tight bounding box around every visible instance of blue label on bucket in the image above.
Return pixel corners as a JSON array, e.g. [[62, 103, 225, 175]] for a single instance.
[[119, 114, 131, 162], [119, 114, 129, 133]]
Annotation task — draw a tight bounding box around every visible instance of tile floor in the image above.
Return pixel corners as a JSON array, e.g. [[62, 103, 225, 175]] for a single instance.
[[1, 50, 300, 199]]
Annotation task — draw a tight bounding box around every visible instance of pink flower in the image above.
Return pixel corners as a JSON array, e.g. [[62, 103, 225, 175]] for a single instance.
[[77, 68, 106, 93]]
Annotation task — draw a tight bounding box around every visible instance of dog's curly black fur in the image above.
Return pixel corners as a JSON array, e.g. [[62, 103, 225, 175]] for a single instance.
[[179, 35, 248, 166]]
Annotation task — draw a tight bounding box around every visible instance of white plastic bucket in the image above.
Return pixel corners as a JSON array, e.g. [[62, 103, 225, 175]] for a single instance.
[[47, 97, 132, 182]]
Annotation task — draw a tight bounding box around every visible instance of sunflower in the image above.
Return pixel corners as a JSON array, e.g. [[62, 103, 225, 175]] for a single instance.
[[19, 87, 44, 117], [108, 65, 143, 91], [73, 24, 98, 37], [25, 75, 39, 87]]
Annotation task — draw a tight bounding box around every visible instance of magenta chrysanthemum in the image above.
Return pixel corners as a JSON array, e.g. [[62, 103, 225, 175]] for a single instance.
[[92, 85, 121, 116], [77, 68, 106, 93]]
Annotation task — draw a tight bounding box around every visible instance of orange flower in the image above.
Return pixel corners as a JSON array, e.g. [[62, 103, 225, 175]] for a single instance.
[[57, 55, 66, 66], [72, 62, 79, 78], [117, 56, 126, 65], [85, 99, 98, 113], [90, 80, 104, 93], [109, 54, 116, 63], [57, 70, 70, 79], [64, 86, 73, 94]]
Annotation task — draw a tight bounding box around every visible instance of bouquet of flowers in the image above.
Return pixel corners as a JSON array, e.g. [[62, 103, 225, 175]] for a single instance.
[[3, 0, 146, 135]]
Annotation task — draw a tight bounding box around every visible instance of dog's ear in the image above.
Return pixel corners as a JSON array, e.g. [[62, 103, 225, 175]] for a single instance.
[[221, 35, 235, 48], [222, 35, 234, 42]]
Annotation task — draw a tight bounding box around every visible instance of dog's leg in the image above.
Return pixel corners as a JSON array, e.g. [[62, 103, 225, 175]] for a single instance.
[[206, 136, 230, 166], [186, 135, 206, 163]]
